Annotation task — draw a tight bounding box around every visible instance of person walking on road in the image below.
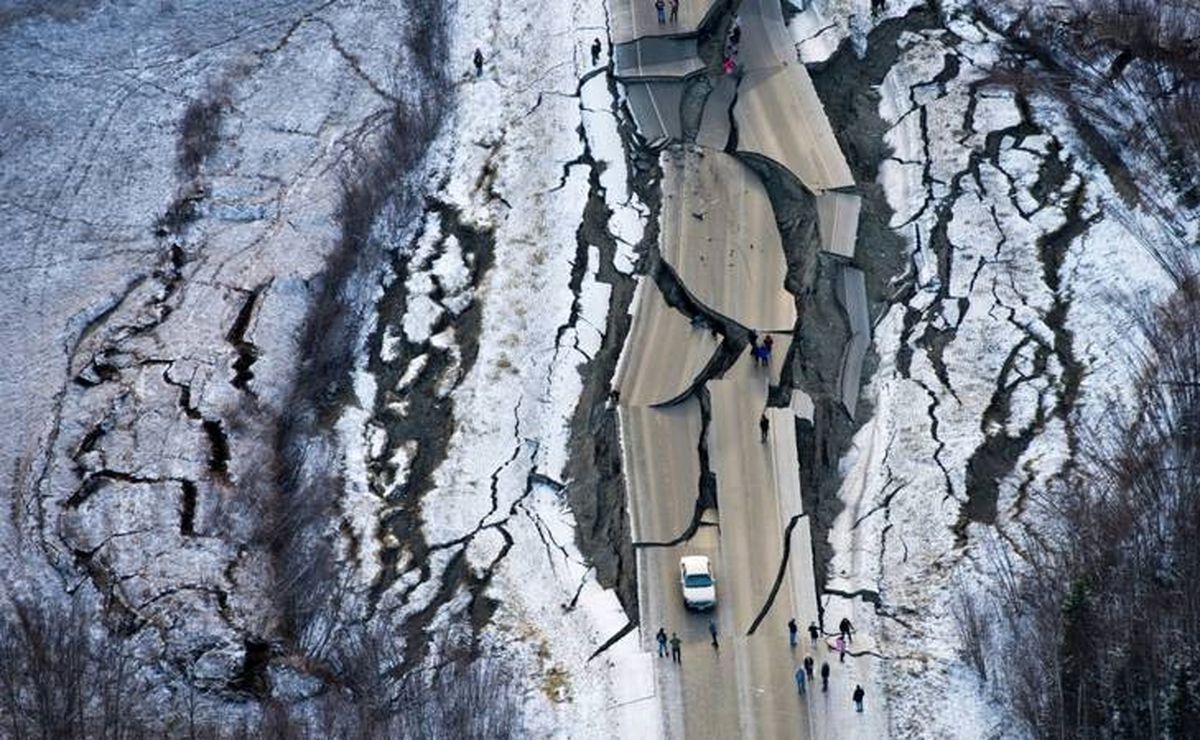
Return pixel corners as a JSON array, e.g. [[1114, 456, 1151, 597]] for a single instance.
[[853, 684, 865, 712], [655, 0, 666, 24], [804, 654, 814, 679], [669, 0, 679, 23], [839, 616, 854, 642], [835, 635, 847, 663], [788, 618, 798, 647], [473, 48, 484, 76], [794, 666, 807, 695], [709, 620, 719, 649], [656, 628, 668, 658], [760, 414, 769, 443], [808, 621, 820, 646], [670, 632, 682, 663], [752, 335, 772, 367], [820, 662, 830, 692], [591, 38, 602, 66]]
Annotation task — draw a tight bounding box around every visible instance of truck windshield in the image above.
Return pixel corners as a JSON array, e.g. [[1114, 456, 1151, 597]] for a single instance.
[[685, 574, 712, 588]]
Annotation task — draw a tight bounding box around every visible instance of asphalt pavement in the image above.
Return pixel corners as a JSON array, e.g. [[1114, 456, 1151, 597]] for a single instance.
[[659, 150, 796, 331], [609, 0, 883, 735], [614, 277, 720, 407], [612, 0, 721, 45]]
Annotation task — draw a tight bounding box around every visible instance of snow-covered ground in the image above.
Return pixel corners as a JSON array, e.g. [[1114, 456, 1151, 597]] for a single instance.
[[1, 0, 427, 704], [4, 0, 1184, 734], [354, 0, 655, 730], [0, 0, 647, 732], [795, 1, 1184, 736]]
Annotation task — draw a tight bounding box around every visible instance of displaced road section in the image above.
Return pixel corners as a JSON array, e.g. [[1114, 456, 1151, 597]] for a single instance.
[[611, 0, 721, 45], [614, 278, 721, 407], [607, 0, 884, 737], [618, 146, 818, 733], [659, 150, 795, 331]]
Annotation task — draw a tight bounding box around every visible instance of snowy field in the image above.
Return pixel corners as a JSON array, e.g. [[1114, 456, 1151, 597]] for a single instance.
[[1, 0, 1187, 735], [796, 0, 1185, 736], [0, 0, 645, 732]]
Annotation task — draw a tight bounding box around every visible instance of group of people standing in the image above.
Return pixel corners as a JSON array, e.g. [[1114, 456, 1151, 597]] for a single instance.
[[654, 615, 868, 717], [789, 617, 868, 713], [750, 331, 774, 366], [723, 17, 741, 75], [654, 0, 680, 25], [655, 620, 720, 665]]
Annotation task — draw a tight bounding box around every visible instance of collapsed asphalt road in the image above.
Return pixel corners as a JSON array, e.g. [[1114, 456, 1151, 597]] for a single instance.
[[607, 0, 885, 737], [609, 2, 883, 734]]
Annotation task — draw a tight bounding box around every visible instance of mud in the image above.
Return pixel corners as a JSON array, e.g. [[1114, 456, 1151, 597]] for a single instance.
[[561, 76, 662, 619], [778, 8, 931, 603], [364, 201, 495, 607]]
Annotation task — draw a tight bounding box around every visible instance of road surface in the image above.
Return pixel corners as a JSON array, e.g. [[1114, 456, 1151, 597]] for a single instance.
[[614, 277, 721, 407], [659, 150, 796, 332], [612, 0, 722, 45], [607, 0, 884, 736], [733, 0, 856, 194], [614, 38, 706, 81]]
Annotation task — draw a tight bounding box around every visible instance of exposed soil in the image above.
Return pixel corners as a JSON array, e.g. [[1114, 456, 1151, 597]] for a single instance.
[[789, 8, 932, 605]]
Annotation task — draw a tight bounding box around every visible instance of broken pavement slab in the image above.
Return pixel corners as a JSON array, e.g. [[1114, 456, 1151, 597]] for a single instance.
[[836, 264, 870, 419], [623, 80, 685, 142], [789, 388, 816, 421], [613, 276, 721, 406], [621, 401, 706, 544], [735, 0, 799, 72], [816, 191, 862, 259], [613, 37, 706, 81], [734, 65, 856, 193], [610, 0, 724, 45], [659, 148, 796, 331], [696, 75, 736, 150]]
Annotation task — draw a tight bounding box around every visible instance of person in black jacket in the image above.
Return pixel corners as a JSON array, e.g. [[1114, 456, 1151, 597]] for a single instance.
[[853, 684, 865, 712]]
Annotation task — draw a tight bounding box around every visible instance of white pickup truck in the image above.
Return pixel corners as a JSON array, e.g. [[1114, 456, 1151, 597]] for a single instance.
[[679, 555, 716, 610]]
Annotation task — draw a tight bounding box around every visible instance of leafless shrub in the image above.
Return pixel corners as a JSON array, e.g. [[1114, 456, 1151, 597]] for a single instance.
[[974, 261, 1200, 737], [0, 594, 525, 738], [0, 595, 182, 737], [233, 630, 524, 739], [950, 588, 990, 683], [1152, 81, 1200, 208], [983, 0, 1200, 235], [0, 598, 89, 737], [1062, 0, 1200, 72], [178, 95, 228, 179], [270, 0, 451, 670]]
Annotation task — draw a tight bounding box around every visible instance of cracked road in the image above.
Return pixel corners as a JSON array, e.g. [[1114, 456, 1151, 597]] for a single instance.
[[610, 0, 885, 736], [616, 153, 835, 736]]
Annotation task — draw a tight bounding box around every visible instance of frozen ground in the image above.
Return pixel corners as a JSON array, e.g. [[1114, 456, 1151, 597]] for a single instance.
[[1, 0, 428, 703], [0, 0, 645, 732], [4, 0, 1183, 734], [355, 0, 654, 731], [796, 1, 1185, 737]]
